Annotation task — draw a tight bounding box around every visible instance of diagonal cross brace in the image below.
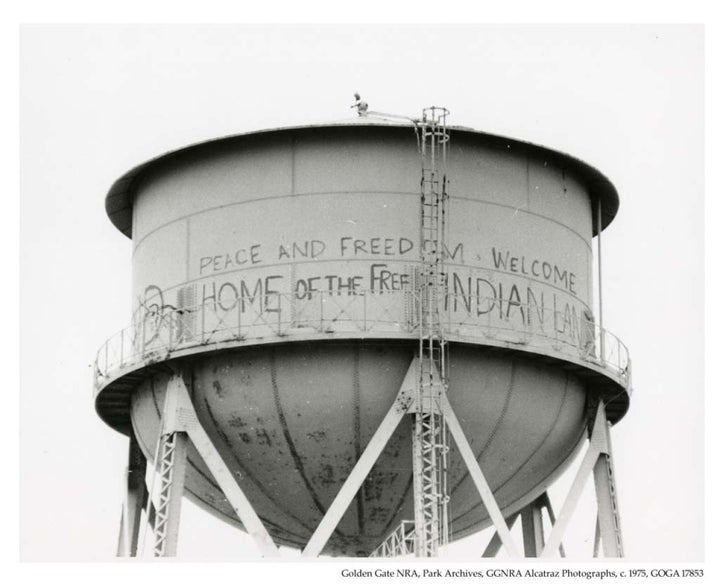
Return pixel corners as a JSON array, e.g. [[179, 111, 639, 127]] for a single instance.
[[117, 436, 148, 556], [302, 357, 521, 558], [541, 400, 623, 558], [482, 513, 519, 557], [520, 497, 546, 557], [302, 359, 419, 557], [482, 492, 565, 558], [156, 374, 280, 557], [438, 392, 520, 558]]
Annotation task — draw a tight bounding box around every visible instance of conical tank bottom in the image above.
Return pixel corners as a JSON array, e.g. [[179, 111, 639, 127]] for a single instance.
[[130, 341, 586, 556]]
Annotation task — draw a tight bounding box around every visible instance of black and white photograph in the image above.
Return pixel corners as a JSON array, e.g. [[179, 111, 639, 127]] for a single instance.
[[14, 10, 712, 584]]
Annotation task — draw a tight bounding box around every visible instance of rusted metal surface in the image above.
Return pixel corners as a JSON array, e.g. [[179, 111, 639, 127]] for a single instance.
[[128, 342, 587, 555], [94, 290, 631, 429]]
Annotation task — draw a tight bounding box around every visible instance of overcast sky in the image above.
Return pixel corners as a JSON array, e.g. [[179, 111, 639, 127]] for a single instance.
[[18, 23, 706, 568]]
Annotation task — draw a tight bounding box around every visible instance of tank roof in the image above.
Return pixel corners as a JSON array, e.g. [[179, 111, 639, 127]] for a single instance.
[[105, 118, 620, 238]]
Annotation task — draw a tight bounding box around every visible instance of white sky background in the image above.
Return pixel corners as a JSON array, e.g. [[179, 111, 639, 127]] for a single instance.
[[18, 23, 706, 567]]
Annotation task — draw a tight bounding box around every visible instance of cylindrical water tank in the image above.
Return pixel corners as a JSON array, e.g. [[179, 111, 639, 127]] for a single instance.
[[95, 120, 630, 556]]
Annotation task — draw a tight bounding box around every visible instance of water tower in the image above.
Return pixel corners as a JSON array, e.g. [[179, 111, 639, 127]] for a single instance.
[[95, 103, 631, 559]]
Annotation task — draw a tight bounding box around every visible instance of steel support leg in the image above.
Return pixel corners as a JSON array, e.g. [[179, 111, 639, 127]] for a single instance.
[[542, 442, 599, 557], [302, 359, 419, 557], [483, 494, 557, 559], [588, 403, 623, 557], [117, 435, 148, 557], [117, 510, 127, 556], [520, 496, 545, 557], [540, 492, 565, 557], [170, 374, 280, 557], [593, 516, 601, 557], [366, 358, 519, 559], [541, 401, 624, 558], [593, 443, 624, 555], [152, 430, 189, 557], [146, 374, 280, 557], [482, 513, 519, 557]]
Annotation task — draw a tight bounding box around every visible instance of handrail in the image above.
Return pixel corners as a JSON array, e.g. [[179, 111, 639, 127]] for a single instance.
[[93, 289, 631, 393]]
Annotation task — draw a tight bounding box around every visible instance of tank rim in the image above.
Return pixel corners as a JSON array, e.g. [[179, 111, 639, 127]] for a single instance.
[[94, 338, 630, 436], [104, 120, 620, 239]]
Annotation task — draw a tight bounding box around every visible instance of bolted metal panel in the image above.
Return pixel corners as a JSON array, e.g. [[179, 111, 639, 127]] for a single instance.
[[130, 129, 595, 327]]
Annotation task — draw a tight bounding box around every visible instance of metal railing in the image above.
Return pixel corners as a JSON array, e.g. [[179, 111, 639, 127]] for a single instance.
[[94, 289, 631, 392]]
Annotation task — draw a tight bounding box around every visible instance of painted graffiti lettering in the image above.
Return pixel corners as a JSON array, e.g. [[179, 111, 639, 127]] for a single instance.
[[278, 240, 326, 260], [491, 247, 576, 294], [370, 263, 411, 292], [447, 271, 584, 341], [218, 282, 239, 311], [264, 275, 283, 313], [193, 239, 579, 300], [295, 276, 322, 300], [140, 232, 592, 360], [421, 240, 464, 264], [135, 285, 180, 346], [295, 274, 364, 298], [136, 267, 591, 358], [199, 244, 262, 274], [339, 236, 463, 263], [444, 242, 464, 263], [201, 275, 283, 313], [340, 236, 414, 257], [497, 282, 525, 322], [324, 275, 363, 295], [450, 275, 540, 320], [553, 294, 581, 338]]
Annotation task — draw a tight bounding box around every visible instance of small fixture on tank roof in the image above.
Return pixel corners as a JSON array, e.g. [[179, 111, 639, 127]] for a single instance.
[[352, 92, 368, 116]]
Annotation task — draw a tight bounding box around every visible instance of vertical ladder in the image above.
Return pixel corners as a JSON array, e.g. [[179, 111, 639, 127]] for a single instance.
[[413, 106, 451, 557]]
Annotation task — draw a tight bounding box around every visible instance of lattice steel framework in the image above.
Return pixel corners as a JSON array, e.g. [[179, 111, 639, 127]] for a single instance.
[[152, 430, 188, 556], [369, 520, 416, 557], [108, 104, 627, 560], [413, 106, 451, 556]]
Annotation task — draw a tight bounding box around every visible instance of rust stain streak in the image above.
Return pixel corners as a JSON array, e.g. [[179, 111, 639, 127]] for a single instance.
[[269, 348, 347, 539], [353, 345, 365, 535], [147, 373, 313, 534], [202, 395, 315, 533]]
